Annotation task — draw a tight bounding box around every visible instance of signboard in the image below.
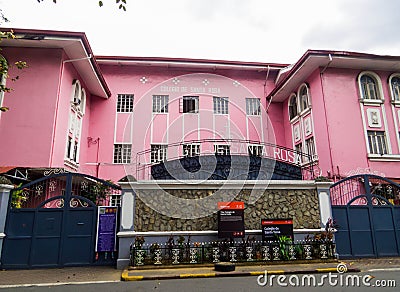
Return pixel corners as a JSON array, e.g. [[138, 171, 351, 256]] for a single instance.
[[218, 201, 245, 238], [96, 206, 118, 252], [261, 218, 294, 242]]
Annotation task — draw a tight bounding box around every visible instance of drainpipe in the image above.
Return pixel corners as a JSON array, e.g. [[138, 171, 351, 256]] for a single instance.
[[320, 54, 334, 177], [49, 54, 92, 167]]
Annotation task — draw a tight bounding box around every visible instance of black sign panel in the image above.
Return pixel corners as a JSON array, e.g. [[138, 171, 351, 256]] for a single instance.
[[218, 202, 245, 238], [261, 218, 294, 242]]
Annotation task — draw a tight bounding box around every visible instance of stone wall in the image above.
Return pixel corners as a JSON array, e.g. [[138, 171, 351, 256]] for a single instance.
[[134, 188, 320, 231]]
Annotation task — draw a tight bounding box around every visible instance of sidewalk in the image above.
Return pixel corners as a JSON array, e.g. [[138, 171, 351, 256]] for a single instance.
[[0, 258, 399, 287]]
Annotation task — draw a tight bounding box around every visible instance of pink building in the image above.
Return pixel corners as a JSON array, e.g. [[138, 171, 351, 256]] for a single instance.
[[1, 28, 399, 184]]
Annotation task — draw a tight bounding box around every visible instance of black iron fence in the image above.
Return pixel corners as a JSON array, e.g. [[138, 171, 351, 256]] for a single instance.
[[130, 240, 336, 266]]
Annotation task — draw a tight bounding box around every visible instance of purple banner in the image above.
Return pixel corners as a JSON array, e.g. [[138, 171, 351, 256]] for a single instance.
[[96, 207, 118, 252]]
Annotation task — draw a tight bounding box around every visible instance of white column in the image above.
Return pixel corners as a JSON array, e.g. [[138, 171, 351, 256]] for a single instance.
[[0, 184, 13, 260]]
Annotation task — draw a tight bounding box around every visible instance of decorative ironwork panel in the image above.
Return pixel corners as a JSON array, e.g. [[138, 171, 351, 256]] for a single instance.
[[304, 244, 313, 260], [135, 250, 146, 266], [154, 249, 162, 265]]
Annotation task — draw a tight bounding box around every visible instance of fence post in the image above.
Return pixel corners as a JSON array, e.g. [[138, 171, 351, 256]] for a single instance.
[[0, 184, 13, 262], [116, 185, 136, 269], [316, 182, 333, 228]]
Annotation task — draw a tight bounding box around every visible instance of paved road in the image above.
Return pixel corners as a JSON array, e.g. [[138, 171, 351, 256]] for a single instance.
[[1, 270, 398, 292]]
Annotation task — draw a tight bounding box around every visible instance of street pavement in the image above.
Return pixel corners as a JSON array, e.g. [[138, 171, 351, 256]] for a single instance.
[[0, 258, 399, 288]]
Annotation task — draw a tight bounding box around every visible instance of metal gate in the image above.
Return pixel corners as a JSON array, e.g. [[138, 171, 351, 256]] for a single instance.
[[330, 174, 400, 258], [0, 172, 121, 269]]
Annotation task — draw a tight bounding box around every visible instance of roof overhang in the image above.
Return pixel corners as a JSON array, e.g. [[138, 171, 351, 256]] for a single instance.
[[0, 28, 111, 98], [268, 50, 400, 102], [96, 55, 287, 71]]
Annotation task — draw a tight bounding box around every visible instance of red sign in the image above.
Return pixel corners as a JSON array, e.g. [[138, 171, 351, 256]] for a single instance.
[[218, 201, 244, 210], [261, 219, 293, 225]]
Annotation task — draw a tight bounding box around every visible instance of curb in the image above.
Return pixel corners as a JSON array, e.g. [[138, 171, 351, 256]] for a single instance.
[[121, 267, 361, 281]]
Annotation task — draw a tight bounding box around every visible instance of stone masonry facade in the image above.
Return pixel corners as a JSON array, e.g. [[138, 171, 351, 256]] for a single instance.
[[134, 188, 320, 232]]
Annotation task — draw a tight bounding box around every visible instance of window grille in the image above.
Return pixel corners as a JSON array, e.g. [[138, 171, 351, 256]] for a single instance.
[[113, 144, 132, 164], [360, 75, 380, 100], [213, 97, 229, 114], [367, 131, 388, 154], [117, 94, 134, 112], [390, 76, 400, 101], [246, 98, 261, 115], [153, 95, 169, 113]]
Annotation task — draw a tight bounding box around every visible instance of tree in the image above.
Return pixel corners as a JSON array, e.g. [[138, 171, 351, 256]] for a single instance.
[[0, 10, 28, 112], [36, 0, 128, 11]]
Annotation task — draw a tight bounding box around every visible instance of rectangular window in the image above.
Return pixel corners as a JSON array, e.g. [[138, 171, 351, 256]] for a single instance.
[[182, 96, 199, 113], [214, 144, 230, 156], [109, 194, 121, 207], [213, 96, 229, 114], [66, 136, 72, 159], [305, 137, 316, 161], [72, 140, 78, 162], [248, 144, 264, 157], [117, 94, 134, 112], [152, 95, 169, 113], [246, 98, 261, 115], [113, 144, 132, 164], [183, 144, 200, 157], [151, 144, 167, 163], [367, 131, 388, 154], [295, 143, 303, 163]]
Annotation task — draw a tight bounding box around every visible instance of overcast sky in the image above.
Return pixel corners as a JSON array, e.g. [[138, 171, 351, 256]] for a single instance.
[[1, 0, 399, 64]]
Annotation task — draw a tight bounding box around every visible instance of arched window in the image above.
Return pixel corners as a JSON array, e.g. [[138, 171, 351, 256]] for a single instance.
[[80, 88, 86, 114], [288, 94, 298, 120], [65, 79, 85, 167], [298, 84, 310, 112], [359, 73, 382, 100], [389, 75, 400, 102]]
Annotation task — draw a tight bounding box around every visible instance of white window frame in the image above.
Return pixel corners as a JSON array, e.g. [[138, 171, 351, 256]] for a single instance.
[[214, 144, 230, 156], [288, 94, 298, 121], [150, 144, 168, 163], [295, 143, 303, 163], [298, 84, 310, 113], [152, 95, 169, 113], [248, 144, 264, 157], [246, 98, 261, 116], [113, 143, 132, 164], [183, 143, 200, 157], [358, 72, 384, 103], [367, 131, 388, 155], [117, 94, 134, 112], [389, 74, 400, 104], [213, 96, 229, 114], [65, 80, 85, 167], [109, 194, 121, 207], [182, 96, 199, 113], [305, 137, 317, 161]]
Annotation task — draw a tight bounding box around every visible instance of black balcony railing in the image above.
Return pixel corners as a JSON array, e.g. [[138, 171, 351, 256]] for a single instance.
[[130, 240, 336, 267], [135, 139, 319, 180]]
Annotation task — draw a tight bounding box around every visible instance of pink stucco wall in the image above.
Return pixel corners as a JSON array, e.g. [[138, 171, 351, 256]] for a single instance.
[[0, 47, 62, 167], [88, 65, 284, 181]]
